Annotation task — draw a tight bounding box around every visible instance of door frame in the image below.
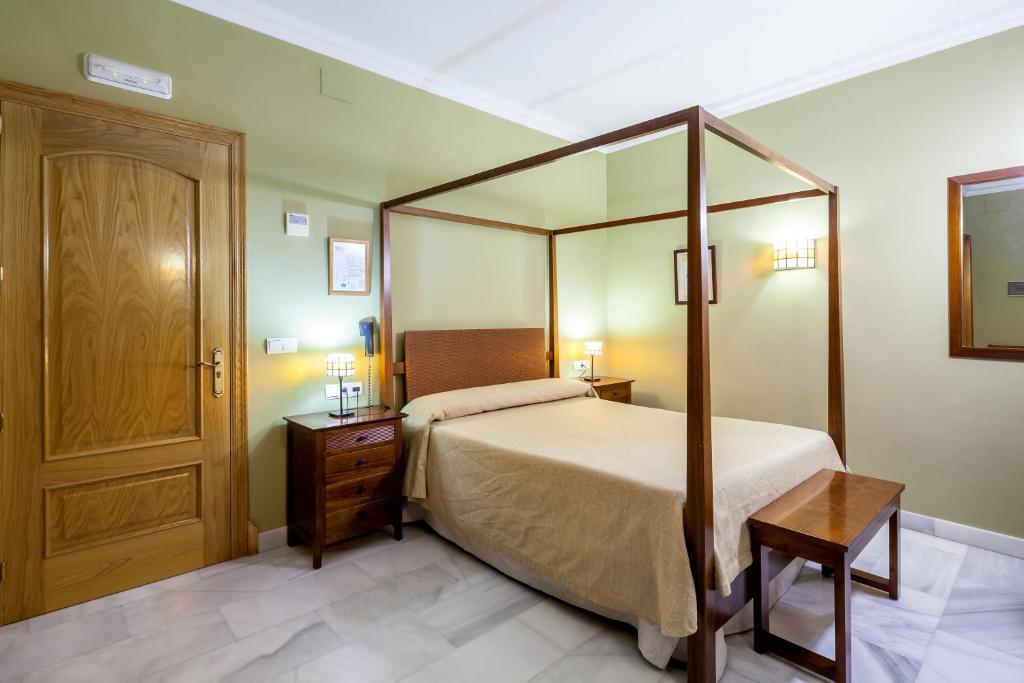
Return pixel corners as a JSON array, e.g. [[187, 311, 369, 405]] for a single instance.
[[0, 79, 252, 559]]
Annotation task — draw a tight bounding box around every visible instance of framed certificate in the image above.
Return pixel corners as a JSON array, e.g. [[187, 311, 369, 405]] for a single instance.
[[328, 238, 370, 295]]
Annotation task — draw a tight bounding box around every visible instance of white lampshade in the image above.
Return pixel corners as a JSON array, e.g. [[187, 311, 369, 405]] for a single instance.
[[326, 352, 356, 377], [583, 341, 603, 357], [773, 238, 815, 270]]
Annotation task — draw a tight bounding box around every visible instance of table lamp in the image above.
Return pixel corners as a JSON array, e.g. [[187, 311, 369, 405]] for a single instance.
[[582, 340, 602, 383], [326, 352, 356, 417]]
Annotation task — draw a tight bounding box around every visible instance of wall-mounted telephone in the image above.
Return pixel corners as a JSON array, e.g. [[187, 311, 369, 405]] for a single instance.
[[359, 319, 376, 357]]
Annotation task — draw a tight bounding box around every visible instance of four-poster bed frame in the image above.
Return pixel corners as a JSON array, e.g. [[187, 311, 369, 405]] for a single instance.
[[376, 105, 844, 682]]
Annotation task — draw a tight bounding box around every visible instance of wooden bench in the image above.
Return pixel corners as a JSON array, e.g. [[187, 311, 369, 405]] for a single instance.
[[748, 469, 905, 683]]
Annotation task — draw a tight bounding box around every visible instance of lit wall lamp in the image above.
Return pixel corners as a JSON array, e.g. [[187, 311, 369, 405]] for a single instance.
[[326, 352, 356, 417], [582, 340, 602, 383], [772, 238, 816, 271]]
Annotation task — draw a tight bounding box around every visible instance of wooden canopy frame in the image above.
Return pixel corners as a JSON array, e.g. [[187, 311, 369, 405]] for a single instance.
[[378, 105, 843, 682]]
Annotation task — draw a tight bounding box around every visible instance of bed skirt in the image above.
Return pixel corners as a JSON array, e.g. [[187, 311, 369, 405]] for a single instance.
[[404, 502, 803, 680]]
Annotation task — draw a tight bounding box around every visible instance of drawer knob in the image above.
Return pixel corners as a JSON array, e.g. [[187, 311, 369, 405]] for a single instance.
[[356, 435, 368, 442], [356, 458, 368, 466], [356, 510, 367, 520], [355, 484, 366, 494]]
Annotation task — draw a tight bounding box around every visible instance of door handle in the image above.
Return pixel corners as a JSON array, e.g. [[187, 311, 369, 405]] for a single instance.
[[196, 347, 225, 397]]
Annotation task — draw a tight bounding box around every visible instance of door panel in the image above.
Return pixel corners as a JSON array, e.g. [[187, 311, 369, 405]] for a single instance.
[[44, 153, 201, 459], [44, 463, 201, 556], [1, 99, 234, 622]]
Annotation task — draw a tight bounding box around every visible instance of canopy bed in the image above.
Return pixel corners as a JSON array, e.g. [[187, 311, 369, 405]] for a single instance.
[[376, 106, 844, 682]]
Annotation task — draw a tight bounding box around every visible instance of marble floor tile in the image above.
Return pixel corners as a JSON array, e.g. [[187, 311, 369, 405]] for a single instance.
[[24, 609, 235, 682], [899, 528, 968, 558], [124, 589, 252, 636], [939, 576, 1024, 657], [852, 534, 964, 601], [143, 612, 342, 683], [769, 568, 942, 664], [720, 630, 921, 683], [414, 570, 543, 646], [399, 617, 564, 683], [719, 632, 820, 683], [3, 523, 1022, 683], [318, 583, 411, 643], [220, 562, 377, 639], [294, 616, 453, 683], [958, 546, 1024, 595], [176, 562, 292, 594], [353, 534, 454, 582], [24, 583, 166, 634], [529, 627, 664, 683], [916, 630, 1024, 683], [0, 607, 129, 680], [516, 598, 605, 651]]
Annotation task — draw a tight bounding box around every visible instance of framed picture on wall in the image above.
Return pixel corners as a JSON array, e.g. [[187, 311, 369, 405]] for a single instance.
[[674, 246, 718, 305], [329, 238, 370, 295]]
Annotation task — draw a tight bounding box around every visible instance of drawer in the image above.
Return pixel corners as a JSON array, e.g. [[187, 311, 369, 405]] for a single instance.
[[598, 385, 630, 403], [325, 444, 395, 483], [326, 499, 393, 543], [326, 471, 395, 511], [325, 424, 395, 454]]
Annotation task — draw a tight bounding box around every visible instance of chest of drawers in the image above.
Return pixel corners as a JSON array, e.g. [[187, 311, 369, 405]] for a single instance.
[[283, 408, 406, 568]]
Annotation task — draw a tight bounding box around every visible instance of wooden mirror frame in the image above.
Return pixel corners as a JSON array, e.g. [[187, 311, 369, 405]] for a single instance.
[[948, 165, 1024, 361]]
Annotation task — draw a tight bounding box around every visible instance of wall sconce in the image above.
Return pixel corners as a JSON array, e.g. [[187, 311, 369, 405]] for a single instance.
[[773, 238, 816, 271], [582, 340, 602, 383]]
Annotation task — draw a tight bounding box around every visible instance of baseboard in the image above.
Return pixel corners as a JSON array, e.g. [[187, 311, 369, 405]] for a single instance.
[[256, 515, 1024, 559], [257, 525, 287, 553], [902, 510, 1024, 559]]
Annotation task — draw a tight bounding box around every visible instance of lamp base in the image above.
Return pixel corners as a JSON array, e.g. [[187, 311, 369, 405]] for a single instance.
[[329, 410, 355, 418], [582, 377, 601, 383]]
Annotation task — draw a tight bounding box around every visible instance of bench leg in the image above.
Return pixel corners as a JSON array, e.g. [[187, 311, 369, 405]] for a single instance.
[[834, 559, 852, 683], [753, 543, 770, 654], [888, 507, 900, 600]]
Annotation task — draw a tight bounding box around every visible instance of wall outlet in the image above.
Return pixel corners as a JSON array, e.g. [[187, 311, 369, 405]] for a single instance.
[[325, 383, 341, 400], [573, 360, 591, 372], [343, 382, 363, 397]]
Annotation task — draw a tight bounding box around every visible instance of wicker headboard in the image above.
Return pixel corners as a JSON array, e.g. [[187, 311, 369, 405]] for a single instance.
[[403, 328, 549, 403]]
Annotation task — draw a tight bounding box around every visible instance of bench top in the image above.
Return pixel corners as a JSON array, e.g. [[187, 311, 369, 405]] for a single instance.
[[748, 469, 905, 552]]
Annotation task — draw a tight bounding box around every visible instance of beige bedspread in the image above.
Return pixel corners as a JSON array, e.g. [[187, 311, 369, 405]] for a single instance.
[[403, 378, 843, 637]]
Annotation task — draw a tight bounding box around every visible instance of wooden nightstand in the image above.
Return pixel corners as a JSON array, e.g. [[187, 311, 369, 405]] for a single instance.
[[586, 376, 635, 404], [283, 406, 407, 569]]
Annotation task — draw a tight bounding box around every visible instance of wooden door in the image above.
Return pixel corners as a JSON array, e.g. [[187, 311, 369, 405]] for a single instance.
[[0, 93, 242, 622]]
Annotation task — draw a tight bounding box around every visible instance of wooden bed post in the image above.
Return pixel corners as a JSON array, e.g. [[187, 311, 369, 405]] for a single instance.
[[380, 206, 394, 408], [827, 190, 846, 463], [548, 233, 560, 378], [684, 106, 716, 682]]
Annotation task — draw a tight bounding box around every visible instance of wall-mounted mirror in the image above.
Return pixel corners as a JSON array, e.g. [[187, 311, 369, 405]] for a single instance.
[[948, 166, 1024, 361]]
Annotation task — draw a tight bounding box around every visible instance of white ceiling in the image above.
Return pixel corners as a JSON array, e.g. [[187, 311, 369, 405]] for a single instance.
[[174, 0, 1024, 142]]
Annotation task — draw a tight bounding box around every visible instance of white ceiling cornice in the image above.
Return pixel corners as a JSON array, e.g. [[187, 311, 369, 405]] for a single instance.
[[172, 0, 1024, 152], [169, 0, 593, 141], [705, 1, 1024, 120]]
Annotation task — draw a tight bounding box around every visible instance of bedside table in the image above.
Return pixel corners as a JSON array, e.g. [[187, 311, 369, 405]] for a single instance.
[[586, 376, 635, 404], [283, 406, 407, 569]]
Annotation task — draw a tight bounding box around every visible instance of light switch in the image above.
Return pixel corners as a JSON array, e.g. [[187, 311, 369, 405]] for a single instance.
[[265, 337, 298, 354], [325, 383, 341, 400]]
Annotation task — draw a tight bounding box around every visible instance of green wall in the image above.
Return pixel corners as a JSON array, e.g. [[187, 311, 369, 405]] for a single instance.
[[0, 0, 606, 530], [3, 0, 1021, 539], [603, 28, 1024, 538]]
